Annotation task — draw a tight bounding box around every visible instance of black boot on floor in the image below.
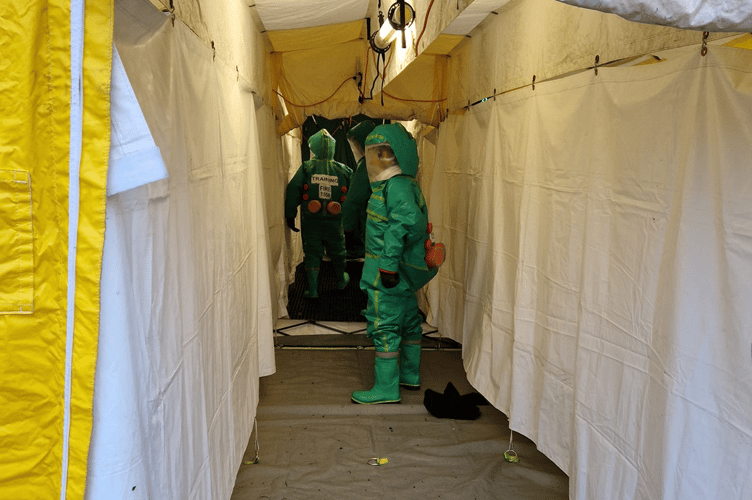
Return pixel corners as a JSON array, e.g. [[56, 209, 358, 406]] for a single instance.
[[423, 382, 482, 420]]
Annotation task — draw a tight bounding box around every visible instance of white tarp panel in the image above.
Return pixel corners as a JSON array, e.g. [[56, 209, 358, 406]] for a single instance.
[[444, 0, 511, 35], [107, 47, 168, 196], [255, 0, 367, 31], [429, 43, 752, 499], [556, 0, 752, 32], [86, 0, 278, 498]]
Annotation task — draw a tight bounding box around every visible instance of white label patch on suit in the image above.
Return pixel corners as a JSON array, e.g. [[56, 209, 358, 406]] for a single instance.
[[311, 174, 338, 186], [319, 185, 332, 199]]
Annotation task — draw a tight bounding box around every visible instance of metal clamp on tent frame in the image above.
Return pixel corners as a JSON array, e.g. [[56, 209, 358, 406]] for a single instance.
[[161, 0, 176, 26], [368, 1, 415, 54], [390, 0, 414, 49]]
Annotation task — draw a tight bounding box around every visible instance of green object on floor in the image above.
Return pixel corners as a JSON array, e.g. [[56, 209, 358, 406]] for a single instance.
[[399, 340, 421, 389], [304, 267, 319, 298], [336, 269, 350, 290], [351, 356, 401, 404]]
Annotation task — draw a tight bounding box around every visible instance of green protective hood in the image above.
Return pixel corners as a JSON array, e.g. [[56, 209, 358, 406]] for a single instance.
[[365, 123, 419, 177], [346, 120, 376, 149], [308, 129, 336, 160]]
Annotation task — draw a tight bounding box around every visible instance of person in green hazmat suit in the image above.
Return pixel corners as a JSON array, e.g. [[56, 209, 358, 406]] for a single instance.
[[285, 129, 353, 298], [342, 120, 376, 257], [351, 123, 439, 404]]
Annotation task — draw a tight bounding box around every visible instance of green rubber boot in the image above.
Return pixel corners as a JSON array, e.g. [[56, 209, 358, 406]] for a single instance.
[[399, 341, 421, 390], [303, 267, 319, 298], [352, 356, 401, 404], [337, 272, 350, 290], [334, 261, 350, 290]]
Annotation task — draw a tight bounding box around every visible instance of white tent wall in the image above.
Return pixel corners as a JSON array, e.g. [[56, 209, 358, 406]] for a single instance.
[[446, 0, 737, 111], [425, 1, 752, 498], [86, 0, 280, 498]]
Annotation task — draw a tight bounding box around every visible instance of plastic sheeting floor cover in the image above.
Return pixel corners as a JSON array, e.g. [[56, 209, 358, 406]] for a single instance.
[[232, 348, 568, 499]]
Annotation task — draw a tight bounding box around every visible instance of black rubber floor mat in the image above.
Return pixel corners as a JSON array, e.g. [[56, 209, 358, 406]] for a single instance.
[[286, 260, 367, 322], [275, 333, 462, 350]]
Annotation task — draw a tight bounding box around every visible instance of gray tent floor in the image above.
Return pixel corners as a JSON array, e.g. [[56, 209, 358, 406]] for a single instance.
[[231, 341, 569, 499]]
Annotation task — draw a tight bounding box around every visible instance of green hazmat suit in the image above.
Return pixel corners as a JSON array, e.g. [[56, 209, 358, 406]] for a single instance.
[[285, 129, 353, 298], [342, 120, 376, 257], [352, 123, 440, 404]]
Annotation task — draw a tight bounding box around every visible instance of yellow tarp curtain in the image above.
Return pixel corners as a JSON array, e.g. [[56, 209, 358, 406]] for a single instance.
[[0, 1, 113, 499]]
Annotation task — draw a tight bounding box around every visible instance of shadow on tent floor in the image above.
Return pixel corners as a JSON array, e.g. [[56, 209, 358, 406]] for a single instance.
[[231, 342, 569, 499]]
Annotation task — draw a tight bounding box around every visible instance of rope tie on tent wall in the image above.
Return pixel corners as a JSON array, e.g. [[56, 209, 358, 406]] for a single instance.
[[242, 417, 260, 465], [504, 429, 519, 463], [462, 33, 740, 114], [413, 0, 436, 56], [382, 91, 446, 103]]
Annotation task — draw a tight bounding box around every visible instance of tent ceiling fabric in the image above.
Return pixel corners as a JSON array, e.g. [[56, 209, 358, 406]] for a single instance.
[[255, 0, 368, 31], [266, 20, 365, 52], [255, 0, 507, 37], [444, 0, 511, 34], [262, 1, 488, 131], [555, 0, 752, 31], [422, 33, 466, 54]]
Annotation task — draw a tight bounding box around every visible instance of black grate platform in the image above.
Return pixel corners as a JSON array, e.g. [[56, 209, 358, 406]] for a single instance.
[[286, 260, 367, 322], [274, 333, 461, 350]]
